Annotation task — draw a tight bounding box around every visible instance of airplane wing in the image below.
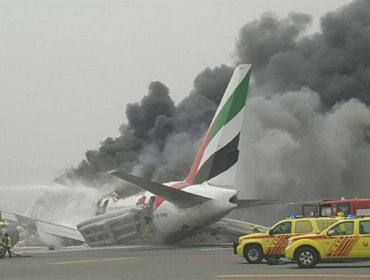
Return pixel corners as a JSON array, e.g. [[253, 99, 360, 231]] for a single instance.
[[2, 211, 85, 244], [236, 199, 292, 208], [178, 218, 269, 245], [206, 217, 269, 238], [109, 170, 211, 208]]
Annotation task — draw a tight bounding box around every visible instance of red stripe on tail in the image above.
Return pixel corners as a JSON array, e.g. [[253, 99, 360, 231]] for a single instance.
[[185, 122, 215, 184]]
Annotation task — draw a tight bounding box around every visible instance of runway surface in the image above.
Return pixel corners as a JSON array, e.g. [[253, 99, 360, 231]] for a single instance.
[[1, 245, 370, 280]]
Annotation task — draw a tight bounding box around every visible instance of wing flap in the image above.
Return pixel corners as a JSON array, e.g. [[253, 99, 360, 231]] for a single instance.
[[109, 170, 211, 208]]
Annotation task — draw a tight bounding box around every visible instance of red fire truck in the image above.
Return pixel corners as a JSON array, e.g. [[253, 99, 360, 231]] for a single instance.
[[302, 198, 370, 217]]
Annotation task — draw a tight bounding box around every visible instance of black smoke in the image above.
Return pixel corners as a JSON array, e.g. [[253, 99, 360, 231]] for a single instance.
[[54, 65, 233, 189], [236, 1, 370, 107], [229, 0, 370, 224], [56, 0, 370, 214]]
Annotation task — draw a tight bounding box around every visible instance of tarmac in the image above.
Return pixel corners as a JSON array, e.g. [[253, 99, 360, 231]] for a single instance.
[[0, 245, 370, 280]]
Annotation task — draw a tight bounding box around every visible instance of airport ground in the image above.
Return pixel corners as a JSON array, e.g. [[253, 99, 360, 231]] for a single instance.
[[1, 245, 370, 280]]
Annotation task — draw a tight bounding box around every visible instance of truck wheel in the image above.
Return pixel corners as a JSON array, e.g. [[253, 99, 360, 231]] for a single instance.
[[295, 246, 319, 268], [244, 244, 263, 264]]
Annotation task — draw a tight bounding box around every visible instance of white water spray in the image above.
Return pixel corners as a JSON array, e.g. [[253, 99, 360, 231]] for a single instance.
[[0, 184, 110, 227]]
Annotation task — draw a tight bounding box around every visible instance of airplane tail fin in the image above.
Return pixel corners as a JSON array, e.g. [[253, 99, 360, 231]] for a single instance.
[[185, 64, 252, 186]]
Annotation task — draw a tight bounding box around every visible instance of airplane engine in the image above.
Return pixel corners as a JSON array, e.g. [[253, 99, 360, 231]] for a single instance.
[[77, 207, 148, 247]]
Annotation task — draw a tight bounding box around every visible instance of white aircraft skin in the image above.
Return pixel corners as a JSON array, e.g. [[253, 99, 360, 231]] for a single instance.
[[93, 183, 238, 243], [146, 184, 238, 242]]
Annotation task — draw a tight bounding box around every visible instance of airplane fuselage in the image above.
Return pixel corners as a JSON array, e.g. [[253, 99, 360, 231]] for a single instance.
[[151, 183, 238, 242], [93, 182, 238, 244]]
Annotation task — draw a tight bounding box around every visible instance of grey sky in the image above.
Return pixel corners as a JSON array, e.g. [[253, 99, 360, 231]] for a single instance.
[[0, 0, 351, 186]]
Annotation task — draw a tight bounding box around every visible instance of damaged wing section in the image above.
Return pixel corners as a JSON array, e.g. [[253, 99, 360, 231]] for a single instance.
[[2, 211, 84, 245], [109, 170, 211, 208], [178, 218, 269, 245], [208, 217, 269, 238]]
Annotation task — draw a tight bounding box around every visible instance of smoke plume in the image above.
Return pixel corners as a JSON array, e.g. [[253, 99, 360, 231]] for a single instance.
[[56, 0, 370, 209], [55, 65, 233, 189], [232, 0, 370, 198], [236, 1, 370, 107], [237, 90, 370, 199]]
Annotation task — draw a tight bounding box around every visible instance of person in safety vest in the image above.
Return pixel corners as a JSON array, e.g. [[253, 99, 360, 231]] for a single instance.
[[337, 211, 344, 217], [0, 211, 5, 230], [3, 233, 12, 258]]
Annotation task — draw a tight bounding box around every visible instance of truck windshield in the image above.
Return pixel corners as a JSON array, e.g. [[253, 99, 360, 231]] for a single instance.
[[330, 221, 354, 235], [337, 203, 350, 216], [320, 205, 332, 217], [271, 221, 292, 234]]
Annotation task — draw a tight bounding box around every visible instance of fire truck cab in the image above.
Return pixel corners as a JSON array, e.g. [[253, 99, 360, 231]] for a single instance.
[[302, 198, 370, 218]]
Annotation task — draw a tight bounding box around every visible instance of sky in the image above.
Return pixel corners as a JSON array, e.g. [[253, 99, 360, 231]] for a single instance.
[[0, 0, 352, 186]]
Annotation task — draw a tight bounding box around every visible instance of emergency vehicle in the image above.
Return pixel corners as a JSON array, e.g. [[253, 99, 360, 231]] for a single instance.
[[302, 198, 370, 217], [233, 216, 340, 264], [285, 216, 370, 268]]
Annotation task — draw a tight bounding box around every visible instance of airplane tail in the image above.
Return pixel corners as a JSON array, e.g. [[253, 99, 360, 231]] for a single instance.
[[185, 64, 252, 186]]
